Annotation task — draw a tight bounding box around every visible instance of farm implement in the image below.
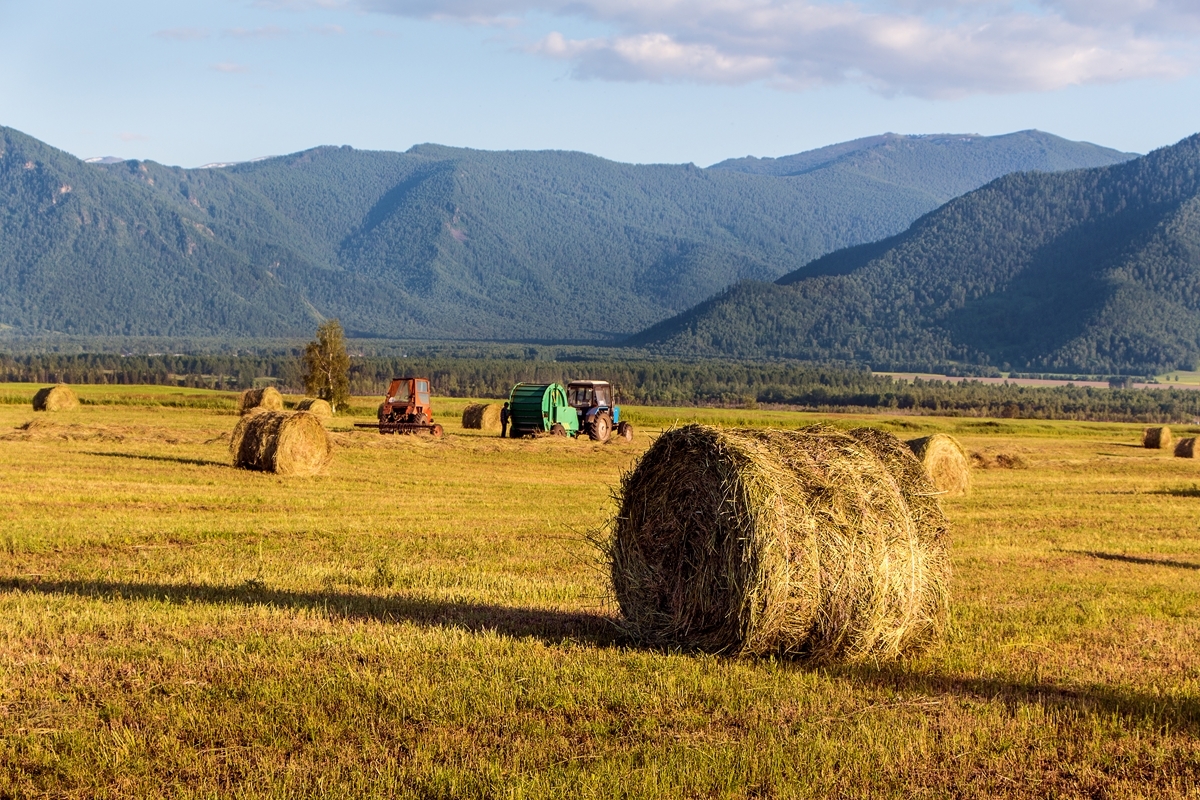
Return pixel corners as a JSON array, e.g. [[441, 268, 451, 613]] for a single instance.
[[355, 377, 444, 437]]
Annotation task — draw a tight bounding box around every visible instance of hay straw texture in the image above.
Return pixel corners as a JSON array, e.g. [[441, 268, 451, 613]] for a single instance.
[[905, 434, 971, 497], [230, 411, 332, 476], [31, 384, 79, 412], [609, 424, 950, 662], [238, 387, 284, 416], [1143, 426, 1172, 449], [1174, 437, 1198, 458], [295, 398, 333, 419], [461, 403, 502, 431]]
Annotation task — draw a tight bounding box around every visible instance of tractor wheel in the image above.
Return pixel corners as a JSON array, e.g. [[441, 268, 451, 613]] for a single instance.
[[415, 413, 429, 425], [588, 413, 612, 443], [617, 421, 633, 442], [550, 423, 567, 437], [430, 424, 444, 438]]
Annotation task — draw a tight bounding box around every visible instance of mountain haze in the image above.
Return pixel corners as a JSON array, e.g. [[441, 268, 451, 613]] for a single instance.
[[632, 134, 1200, 374], [0, 126, 1132, 341]]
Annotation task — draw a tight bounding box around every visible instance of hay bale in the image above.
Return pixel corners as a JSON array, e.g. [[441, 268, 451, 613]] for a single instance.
[[238, 386, 284, 416], [32, 384, 79, 412], [905, 433, 971, 497], [1143, 426, 1172, 449], [230, 411, 332, 476], [461, 403, 502, 431], [295, 398, 333, 419], [608, 424, 949, 662], [1174, 437, 1198, 458]]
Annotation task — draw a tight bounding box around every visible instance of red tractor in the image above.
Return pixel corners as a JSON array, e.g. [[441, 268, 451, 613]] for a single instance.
[[356, 377, 443, 436]]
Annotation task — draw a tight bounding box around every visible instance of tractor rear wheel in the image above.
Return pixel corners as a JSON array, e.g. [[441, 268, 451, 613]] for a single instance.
[[588, 413, 612, 442], [550, 423, 567, 437], [617, 421, 633, 442]]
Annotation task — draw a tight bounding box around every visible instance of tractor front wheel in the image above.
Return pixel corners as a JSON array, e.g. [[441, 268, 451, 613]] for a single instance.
[[617, 421, 633, 442], [588, 413, 612, 443]]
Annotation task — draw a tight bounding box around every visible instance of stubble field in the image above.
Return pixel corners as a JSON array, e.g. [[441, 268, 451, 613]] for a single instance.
[[0, 384, 1197, 798]]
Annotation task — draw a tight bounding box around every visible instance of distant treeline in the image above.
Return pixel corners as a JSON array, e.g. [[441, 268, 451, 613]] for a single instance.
[[2, 352, 1199, 423]]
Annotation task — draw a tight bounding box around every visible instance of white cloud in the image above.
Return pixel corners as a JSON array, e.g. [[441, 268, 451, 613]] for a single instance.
[[211, 61, 251, 73], [155, 27, 211, 41], [224, 25, 291, 38], [352, 0, 1199, 96]]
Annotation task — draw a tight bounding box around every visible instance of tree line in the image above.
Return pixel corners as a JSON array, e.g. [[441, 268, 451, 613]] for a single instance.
[[2, 350, 1199, 423]]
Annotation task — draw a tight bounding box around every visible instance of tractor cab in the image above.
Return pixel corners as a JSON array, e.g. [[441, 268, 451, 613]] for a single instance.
[[566, 380, 632, 443], [383, 377, 433, 424]]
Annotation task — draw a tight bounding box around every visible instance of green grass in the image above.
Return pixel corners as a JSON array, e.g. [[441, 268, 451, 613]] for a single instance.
[[0, 390, 1198, 797]]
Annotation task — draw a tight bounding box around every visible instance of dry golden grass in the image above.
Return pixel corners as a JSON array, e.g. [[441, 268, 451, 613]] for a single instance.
[[0, 385, 1196, 797]]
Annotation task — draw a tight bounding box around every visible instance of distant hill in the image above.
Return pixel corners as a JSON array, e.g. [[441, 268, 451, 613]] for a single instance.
[[630, 134, 1200, 375], [0, 126, 1134, 341]]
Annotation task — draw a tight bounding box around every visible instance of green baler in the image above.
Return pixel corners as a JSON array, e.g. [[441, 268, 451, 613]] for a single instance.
[[508, 383, 580, 437]]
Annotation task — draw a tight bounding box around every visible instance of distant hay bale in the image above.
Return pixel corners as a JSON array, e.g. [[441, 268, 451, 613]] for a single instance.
[[230, 411, 332, 476], [1174, 437, 1198, 458], [295, 398, 333, 419], [905, 434, 971, 497], [1143, 426, 1172, 449], [238, 386, 284, 416], [461, 403, 502, 431], [608, 424, 949, 662], [32, 384, 79, 412], [970, 451, 1029, 470]]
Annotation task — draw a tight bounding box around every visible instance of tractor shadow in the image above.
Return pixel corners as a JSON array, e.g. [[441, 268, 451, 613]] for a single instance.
[[1063, 549, 1200, 571], [82, 451, 229, 468]]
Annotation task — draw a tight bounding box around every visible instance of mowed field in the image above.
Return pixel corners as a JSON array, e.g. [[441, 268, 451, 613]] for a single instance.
[[0, 384, 1198, 798]]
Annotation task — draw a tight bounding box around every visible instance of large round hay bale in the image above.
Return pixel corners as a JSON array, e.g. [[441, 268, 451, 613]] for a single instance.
[[295, 398, 333, 419], [32, 384, 79, 412], [461, 403, 502, 431], [238, 386, 284, 416], [230, 411, 332, 476], [905, 433, 971, 497], [1174, 437, 1198, 458], [609, 424, 949, 662], [1143, 426, 1172, 449]]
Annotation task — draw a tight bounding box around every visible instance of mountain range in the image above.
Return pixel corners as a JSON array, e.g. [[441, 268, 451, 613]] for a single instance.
[[632, 134, 1200, 374], [0, 126, 1131, 343]]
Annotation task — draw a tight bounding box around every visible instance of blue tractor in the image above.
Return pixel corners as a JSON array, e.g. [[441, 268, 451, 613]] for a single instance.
[[565, 380, 633, 443]]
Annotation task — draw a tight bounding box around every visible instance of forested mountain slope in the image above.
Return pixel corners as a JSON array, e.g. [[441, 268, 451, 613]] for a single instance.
[[0, 125, 1132, 340], [631, 135, 1200, 374]]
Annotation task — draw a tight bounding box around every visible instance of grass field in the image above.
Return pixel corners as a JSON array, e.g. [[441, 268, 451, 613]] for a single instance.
[[0, 384, 1197, 798]]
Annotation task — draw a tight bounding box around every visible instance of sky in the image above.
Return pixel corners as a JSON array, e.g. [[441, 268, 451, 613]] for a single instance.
[[1, 0, 1199, 168]]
